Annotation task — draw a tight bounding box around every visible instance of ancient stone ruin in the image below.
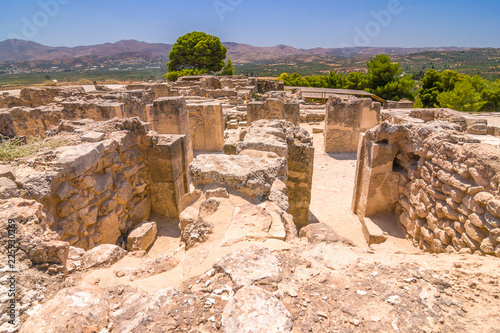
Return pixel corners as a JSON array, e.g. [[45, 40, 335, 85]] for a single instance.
[[1, 76, 500, 332]]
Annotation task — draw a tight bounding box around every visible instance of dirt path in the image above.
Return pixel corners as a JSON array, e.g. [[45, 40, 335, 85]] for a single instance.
[[302, 123, 418, 252]]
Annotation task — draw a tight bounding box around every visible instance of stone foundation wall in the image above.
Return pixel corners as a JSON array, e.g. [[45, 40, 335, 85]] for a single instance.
[[325, 97, 380, 153], [353, 111, 500, 256], [247, 98, 300, 126], [236, 120, 314, 226], [300, 110, 325, 123], [147, 97, 193, 164], [187, 102, 225, 151], [0, 106, 64, 138], [19, 118, 189, 250], [51, 134, 151, 249]]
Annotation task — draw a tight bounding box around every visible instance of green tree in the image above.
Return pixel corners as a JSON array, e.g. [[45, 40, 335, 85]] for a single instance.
[[419, 69, 442, 107], [437, 77, 487, 111], [167, 31, 227, 72], [328, 71, 347, 89], [222, 58, 235, 75], [366, 54, 401, 90], [481, 79, 500, 111], [345, 72, 368, 90], [365, 54, 416, 101]]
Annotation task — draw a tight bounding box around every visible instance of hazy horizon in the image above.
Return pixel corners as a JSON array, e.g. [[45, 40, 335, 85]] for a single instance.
[[1, 0, 499, 49]]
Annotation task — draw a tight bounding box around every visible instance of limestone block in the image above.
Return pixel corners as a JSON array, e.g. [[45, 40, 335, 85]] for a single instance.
[[19, 283, 109, 333], [187, 102, 225, 151], [52, 141, 106, 178], [214, 245, 281, 289], [96, 214, 121, 245], [129, 197, 152, 223], [83, 244, 127, 268], [324, 97, 380, 153], [465, 221, 485, 243], [222, 286, 292, 333], [0, 177, 19, 199], [222, 205, 273, 247], [190, 154, 287, 201], [179, 206, 199, 232], [149, 97, 193, 163], [247, 98, 299, 126], [126, 221, 157, 252], [299, 222, 352, 244], [362, 217, 388, 245], [81, 131, 106, 142], [43, 241, 69, 266]]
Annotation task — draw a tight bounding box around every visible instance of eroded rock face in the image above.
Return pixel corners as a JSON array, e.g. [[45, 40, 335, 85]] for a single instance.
[[190, 154, 287, 200], [20, 283, 108, 333], [222, 285, 293, 333]]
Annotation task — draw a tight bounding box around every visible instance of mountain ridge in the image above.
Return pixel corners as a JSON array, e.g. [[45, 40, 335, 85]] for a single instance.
[[0, 39, 471, 63]]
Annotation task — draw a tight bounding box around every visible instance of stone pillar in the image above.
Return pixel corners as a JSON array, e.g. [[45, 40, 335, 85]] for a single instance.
[[147, 134, 189, 218], [187, 102, 225, 151], [352, 135, 400, 220], [148, 97, 193, 164], [247, 98, 300, 126], [324, 97, 380, 153]]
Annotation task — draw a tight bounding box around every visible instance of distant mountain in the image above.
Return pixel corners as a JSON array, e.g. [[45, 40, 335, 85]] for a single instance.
[[0, 39, 172, 62], [0, 39, 469, 63]]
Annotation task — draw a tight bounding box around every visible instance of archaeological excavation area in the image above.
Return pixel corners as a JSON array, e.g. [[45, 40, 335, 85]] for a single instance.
[[1, 76, 500, 332]]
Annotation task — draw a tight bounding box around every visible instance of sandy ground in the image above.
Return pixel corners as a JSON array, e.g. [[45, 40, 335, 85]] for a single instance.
[[302, 123, 419, 253]]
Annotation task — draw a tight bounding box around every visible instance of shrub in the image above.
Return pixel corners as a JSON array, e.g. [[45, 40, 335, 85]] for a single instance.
[[0, 136, 68, 162]]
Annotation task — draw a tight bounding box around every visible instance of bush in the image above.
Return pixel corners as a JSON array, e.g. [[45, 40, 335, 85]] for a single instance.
[[42, 80, 57, 86], [165, 69, 208, 82], [0, 136, 68, 162]]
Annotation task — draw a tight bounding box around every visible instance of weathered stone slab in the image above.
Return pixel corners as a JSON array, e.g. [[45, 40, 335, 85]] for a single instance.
[[222, 285, 292, 333]]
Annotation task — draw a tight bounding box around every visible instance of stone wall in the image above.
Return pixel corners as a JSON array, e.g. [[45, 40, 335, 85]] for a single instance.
[[247, 98, 300, 126], [147, 97, 193, 164], [186, 102, 225, 151], [353, 110, 500, 256], [17, 118, 189, 250], [0, 106, 64, 138], [0, 87, 85, 108], [325, 96, 381, 153], [235, 120, 314, 226]]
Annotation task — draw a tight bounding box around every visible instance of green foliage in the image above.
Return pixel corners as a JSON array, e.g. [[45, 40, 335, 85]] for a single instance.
[[366, 54, 402, 90], [277, 55, 415, 101], [42, 80, 56, 86], [437, 78, 487, 111], [418, 69, 499, 111], [167, 31, 227, 73], [165, 68, 208, 82], [364, 55, 416, 101], [0, 136, 68, 162], [344, 72, 368, 90], [222, 58, 235, 76]]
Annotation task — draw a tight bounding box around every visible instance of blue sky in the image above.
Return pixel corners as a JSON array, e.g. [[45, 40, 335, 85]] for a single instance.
[[1, 0, 499, 48]]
